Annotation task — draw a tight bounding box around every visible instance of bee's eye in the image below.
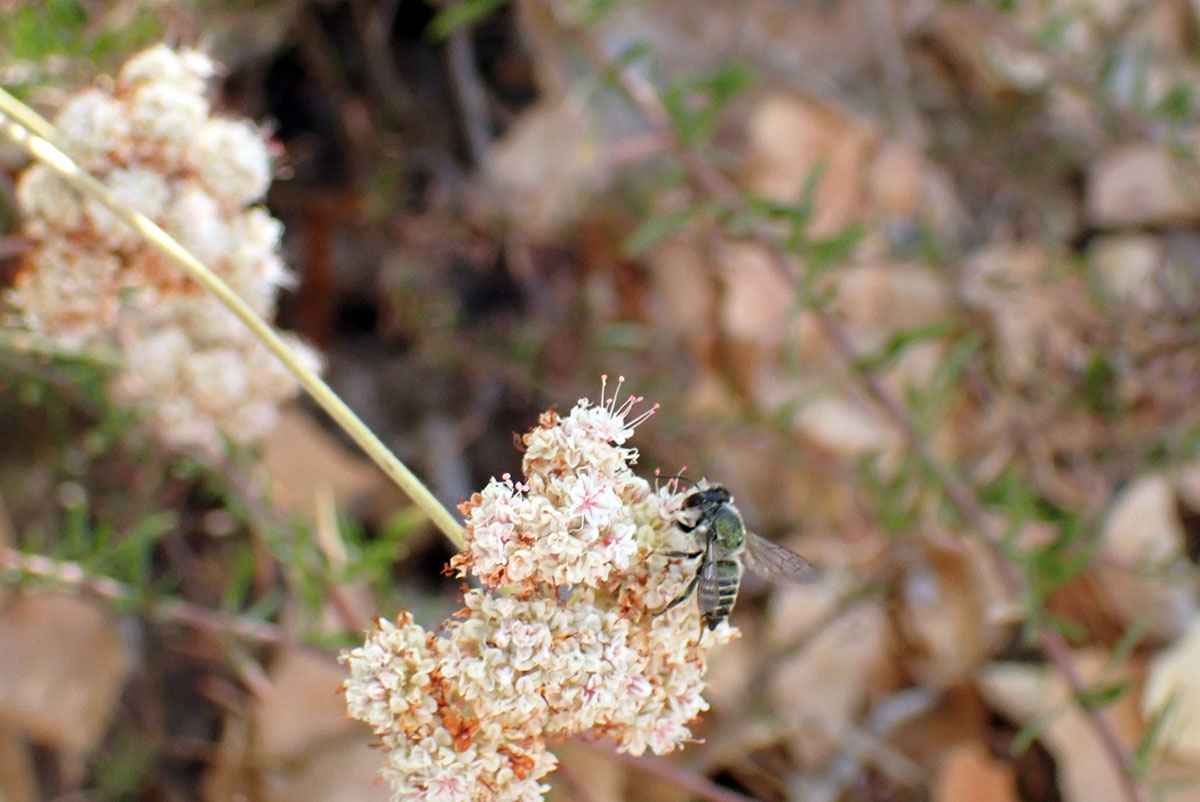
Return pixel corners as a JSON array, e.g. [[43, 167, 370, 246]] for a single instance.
[[684, 494, 703, 508]]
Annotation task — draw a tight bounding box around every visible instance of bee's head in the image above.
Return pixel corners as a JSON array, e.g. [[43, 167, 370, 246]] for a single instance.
[[684, 483, 733, 510]]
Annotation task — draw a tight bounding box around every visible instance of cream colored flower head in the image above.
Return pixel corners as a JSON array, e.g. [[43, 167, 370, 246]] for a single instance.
[[9, 43, 319, 457], [344, 378, 736, 801]]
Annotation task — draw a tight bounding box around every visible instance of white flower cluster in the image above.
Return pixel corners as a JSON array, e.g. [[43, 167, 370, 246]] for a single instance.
[[344, 378, 735, 801], [8, 44, 319, 455]]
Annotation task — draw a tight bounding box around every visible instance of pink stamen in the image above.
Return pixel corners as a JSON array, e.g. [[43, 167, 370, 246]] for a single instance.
[[608, 375, 626, 412], [626, 402, 659, 429]]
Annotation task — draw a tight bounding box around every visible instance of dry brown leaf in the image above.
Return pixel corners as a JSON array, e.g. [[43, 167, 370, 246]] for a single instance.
[[1088, 234, 1165, 312], [770, 601, 896, 763], [901, 537, 1013, 686], [921, 8, 1029, 100], [254, 648, 361, 762], [742, 93, 876, 238], [484, 94, 605, 236], [793, 397, 900, 466], [1087, 145, 1200, 228], [831, 261, 953, 395], [868, 141, 925, 222], [262, 408, 386, 519], [0, 725, 37, 802], [1104, 475, 1187, 566], [1094, 474, 1196, 639], [206, 733, 395, 802], [548, 741, 625, 802], [646, 239, 716, 340], [0, 594, 130, 766], [833, 262, 951, 351], [977, 651, 1145, 802], [716, 241, 797, 349], [933, 741, 1019, 802], [204, 647, 391, 802]]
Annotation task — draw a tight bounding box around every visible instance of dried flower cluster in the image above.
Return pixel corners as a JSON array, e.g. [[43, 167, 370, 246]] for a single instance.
[[8, 44, 319, 455], [344, 379, 734, 801]]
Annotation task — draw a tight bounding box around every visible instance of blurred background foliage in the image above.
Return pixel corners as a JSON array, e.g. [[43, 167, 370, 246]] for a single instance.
[[4, 0, 1200, 801]]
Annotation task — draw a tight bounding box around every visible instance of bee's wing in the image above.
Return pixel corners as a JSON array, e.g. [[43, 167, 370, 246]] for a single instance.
[[743, 532, 818, 584], [696, 552, 721, 616]]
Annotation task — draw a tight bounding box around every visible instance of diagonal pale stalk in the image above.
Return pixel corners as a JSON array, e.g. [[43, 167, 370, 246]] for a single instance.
[[0, 88, 464, 549]]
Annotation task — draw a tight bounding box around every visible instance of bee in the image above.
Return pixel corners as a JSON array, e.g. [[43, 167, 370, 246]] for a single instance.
[[658, 481, 818, 630]]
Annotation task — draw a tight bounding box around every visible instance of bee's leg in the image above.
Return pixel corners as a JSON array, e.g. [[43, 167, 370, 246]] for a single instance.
[[654, 571, 700, 616], [662, 550, 702, 559]]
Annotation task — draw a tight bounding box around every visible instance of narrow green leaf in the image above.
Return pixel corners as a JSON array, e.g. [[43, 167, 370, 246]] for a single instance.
[[1075, 680, 1131, 712], [624, 205, 698, 254], [427, 0, 507, 40], [1011, 711, 1055, 755]]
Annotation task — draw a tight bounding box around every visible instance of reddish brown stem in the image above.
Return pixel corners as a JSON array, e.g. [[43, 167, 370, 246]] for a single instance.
[[0, 547, 285, 645]]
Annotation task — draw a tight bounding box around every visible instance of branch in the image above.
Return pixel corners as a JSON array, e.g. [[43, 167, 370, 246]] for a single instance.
[[0, 546, 285, 645]]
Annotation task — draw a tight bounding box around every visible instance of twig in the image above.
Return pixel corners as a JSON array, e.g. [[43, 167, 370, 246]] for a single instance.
[[348, 0, 418, 123], [444, 6, 494, 171], [0, 91, 465, 550], [0, 546, 285, 645], [557, 13, 1149, 802], [863, 0, 926, 147], [805, 687, 937, 802]]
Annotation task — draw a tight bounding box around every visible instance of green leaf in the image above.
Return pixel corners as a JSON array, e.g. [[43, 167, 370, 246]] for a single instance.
[[1133, 698, 1174, 774], [102, 511, 175, 585], [806, 222, 865, 268], [427, 0, 508, 39], [663, 63, 754, 147], [1075, 680, 1131, 712], [1156, 82, 1196, 121], [854, 321, 958, 372], [623, 205, 699, 254], [1010, 712, 1055, 755], [1108, 618, 1150, 671], [1080, 353, 1118, 413]]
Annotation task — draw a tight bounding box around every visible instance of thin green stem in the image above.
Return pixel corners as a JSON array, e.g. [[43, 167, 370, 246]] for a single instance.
[[0, 88, 464, 549]]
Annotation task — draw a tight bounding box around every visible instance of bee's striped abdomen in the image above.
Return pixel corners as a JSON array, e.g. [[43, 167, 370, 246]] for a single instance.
[[703, 560, 743, 630]]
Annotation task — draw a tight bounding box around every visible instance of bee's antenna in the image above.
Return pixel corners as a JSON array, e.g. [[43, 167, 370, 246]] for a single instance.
[[667, 471, 697, 493], [654, 467, 693, 493]]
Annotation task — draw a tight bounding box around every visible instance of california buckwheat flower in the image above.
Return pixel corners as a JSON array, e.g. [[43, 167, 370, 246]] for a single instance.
[[344, 378, 735, 801], [7, 44, 319, 456]]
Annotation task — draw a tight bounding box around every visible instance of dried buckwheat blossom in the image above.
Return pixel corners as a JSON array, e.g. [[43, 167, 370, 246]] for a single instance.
[[7, 44, 319, 456], [344, 378, 735, 801]]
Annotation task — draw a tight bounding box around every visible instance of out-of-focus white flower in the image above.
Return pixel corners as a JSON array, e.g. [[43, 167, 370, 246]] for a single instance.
[[127, 81, 211, 159], [16, 165, 85, 233], [186, 118, 273, 204], [117, 43, 215, 96], [163, 182, 233, 269], [54, 89, 132, 171], [8, 43, 318, 458], [344, 379, 734, 802], [8, 239, 122, 341]]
